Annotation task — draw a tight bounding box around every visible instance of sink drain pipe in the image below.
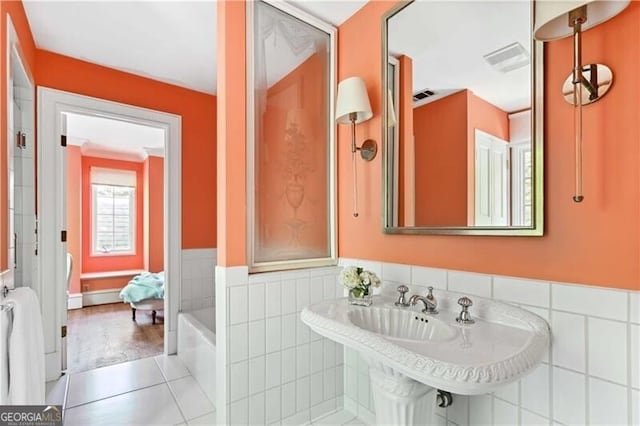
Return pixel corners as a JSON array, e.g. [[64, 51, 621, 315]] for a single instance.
[[437, 390, 453, 408]]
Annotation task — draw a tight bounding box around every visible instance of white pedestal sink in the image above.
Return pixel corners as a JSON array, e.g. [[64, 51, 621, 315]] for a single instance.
[[301, 291, 550, 425]]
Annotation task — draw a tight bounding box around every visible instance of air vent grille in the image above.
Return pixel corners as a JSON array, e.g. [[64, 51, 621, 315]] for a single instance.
[[483, 42, 529, 73], [413, 89, 435, 102]]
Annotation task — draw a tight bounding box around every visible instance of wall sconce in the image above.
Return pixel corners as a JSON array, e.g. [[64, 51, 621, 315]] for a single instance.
[[534, 0, 630, 203], [336, 76, 376, 160], [336, 76, 375, 217]]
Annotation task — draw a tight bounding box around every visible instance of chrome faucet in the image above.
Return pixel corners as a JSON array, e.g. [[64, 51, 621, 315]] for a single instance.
[[409, 286, 438, 314]]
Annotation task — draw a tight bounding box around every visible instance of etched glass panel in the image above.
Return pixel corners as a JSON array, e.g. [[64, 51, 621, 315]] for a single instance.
[[252, 2, 332, 266]]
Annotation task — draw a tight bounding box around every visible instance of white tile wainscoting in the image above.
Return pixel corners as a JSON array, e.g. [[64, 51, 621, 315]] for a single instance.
[[182, 248, 217, 312], [339, 258, 640, 426], [216, 265, 346, 425]]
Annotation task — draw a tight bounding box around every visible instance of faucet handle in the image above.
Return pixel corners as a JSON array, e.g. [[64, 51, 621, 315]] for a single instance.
[[457, 296, 472, 308], [395, 285, 410, 307], [424, 286, 438, 314], [456, 296, 475, 325], [427, 286, 435, 300]]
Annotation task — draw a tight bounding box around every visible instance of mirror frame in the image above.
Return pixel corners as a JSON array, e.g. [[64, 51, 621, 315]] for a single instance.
[[381, 0, 544, 236]]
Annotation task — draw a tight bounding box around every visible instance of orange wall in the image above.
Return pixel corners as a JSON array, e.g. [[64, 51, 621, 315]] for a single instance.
[[217, 0, 246, 266], [0, 0, 36, 271], [468, 92, 510, 142], [413, 90, 469, 226], [257, 53, 328, 260], [66, 146, 82, 294], [35, 50, 217, 250], [337, 1, 640, 290], [81, 156, 144, 273], [145, 156, 164, 272]]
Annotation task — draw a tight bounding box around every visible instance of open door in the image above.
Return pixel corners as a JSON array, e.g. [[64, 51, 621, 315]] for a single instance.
[[474, 129, 509, 226], [60, 113, 68, 372]]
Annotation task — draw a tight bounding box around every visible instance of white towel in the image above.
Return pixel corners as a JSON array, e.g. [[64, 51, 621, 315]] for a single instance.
[[0, 305, 10, 404], [5, 287, 45, 405]]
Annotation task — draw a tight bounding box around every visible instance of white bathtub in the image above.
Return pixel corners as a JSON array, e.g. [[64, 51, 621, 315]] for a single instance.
[[177, 307, 216, 405]]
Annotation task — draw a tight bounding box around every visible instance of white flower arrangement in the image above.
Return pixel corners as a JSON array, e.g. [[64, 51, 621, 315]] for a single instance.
[[339, 266, 381, 298]]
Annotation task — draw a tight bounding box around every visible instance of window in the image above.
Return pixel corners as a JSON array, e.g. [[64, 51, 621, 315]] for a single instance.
[[522, 149, 533, 226], [511, 143, 533, 226], [91, 168, 136, 255]]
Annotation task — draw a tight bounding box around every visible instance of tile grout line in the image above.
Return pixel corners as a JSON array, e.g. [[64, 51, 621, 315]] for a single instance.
[[445, 269, 451, 425], [548, 288, 554, 426], [584, 311, 590, 426], [61, 374, 70, 424], [517, 373, 522, 425], [627, 292, 632, 426], [164, 376, 189, 426], [244, 283, 250, 412], [154, 356, 173, 383], [65, 380, 169, 411], [489, 389, 495, 425]]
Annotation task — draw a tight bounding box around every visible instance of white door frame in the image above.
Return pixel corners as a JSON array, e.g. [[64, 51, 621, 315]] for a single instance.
[[37, 88, 182, 380], [5, 15, 35, 292]]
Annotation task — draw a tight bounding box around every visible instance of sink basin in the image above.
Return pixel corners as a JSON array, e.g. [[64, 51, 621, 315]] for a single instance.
[[301, 291, 550, 425], [348, 307, 456, 342]]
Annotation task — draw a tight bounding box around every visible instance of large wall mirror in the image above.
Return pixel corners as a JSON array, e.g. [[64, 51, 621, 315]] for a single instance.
[[382, 0, 543, 236]]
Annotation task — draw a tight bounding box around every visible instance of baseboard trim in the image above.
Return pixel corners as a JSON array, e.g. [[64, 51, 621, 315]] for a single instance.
[[82, 289, 123, 306], [67, 293, 83, 310], [45, 352, 60, 382]]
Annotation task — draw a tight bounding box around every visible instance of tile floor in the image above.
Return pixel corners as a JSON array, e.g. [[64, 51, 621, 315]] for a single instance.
[[45, 354, 366, 426], [310, 410, 367, 426], [46, 355, 215, 426]]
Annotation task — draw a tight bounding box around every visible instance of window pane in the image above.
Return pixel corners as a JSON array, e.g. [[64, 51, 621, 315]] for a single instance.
[[93, 182, 135, 254]]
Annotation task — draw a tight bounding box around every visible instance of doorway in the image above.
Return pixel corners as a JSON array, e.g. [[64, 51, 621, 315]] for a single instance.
[[37, 88, 182, 381], [64, 112, 166, 372]]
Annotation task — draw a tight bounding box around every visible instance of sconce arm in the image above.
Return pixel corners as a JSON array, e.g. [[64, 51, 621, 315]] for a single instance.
[[349, 113, 358, 154], [570, 7, 599, 102]]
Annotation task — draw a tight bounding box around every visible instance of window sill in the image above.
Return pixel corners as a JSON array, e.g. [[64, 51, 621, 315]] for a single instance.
[[90, 251, 136, 258], [80, 269, 146, 280]]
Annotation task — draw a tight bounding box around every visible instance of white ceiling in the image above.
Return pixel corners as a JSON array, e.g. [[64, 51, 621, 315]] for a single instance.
[[66, 112, 165, 160], [23, 1, 366, 96], [389, 1, 531, 113], [289, 1, 366, 26]]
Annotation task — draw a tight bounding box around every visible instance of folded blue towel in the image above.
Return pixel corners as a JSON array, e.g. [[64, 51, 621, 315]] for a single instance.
[[119, 272, 164, 303]]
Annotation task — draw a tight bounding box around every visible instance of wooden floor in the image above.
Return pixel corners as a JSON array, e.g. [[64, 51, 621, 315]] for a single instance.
[[67, 303, 164, 373]]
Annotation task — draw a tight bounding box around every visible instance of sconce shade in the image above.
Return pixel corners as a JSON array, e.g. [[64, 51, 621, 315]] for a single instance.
[[336, 76, 373, 124], [533, 0, 630, 41]]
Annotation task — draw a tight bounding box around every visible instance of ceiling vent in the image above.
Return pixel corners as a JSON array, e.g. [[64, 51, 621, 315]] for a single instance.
[[483, 42, 530, 73], [413, 89, 436, 102]]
